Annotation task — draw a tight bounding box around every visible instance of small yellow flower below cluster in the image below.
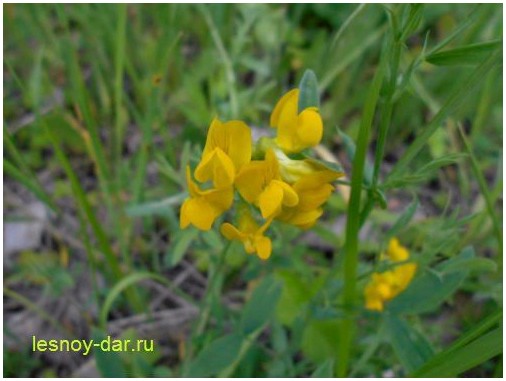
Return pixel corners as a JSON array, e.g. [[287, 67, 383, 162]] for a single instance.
[[364, 238, 417, 311], [180, 85, 343, 260], [220, 206, 273, 260]]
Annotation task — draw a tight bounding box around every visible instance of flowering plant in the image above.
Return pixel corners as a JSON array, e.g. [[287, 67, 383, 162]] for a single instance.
[[180, 70, 343, 260]]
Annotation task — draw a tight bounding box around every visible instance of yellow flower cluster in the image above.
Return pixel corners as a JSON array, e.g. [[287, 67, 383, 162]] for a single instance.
[[180, 88, 343, 260], [364, 238, 417, 311]]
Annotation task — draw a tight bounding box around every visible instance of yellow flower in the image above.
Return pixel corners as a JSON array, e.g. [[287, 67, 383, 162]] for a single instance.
[[270, 89, 323, 153], [277, 169, 342, 229], [195, 118, 252, 189], [180, 166, 234, 231], [383, 237, 409, 262], [220, 208, 273, 260], [364, 238, 417, 311], [235, 149, 299, 219]]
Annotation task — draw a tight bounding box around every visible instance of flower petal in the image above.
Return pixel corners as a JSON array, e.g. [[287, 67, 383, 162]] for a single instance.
[[235, 161, 268, 203], [270, 89, 299, 128], [255, 235, 272, 260], [279, 208, 323, 229], [179, 199, 191, 229], [258, 181, 284, 219], [195, 148, 236, 189], [186, 166, 200, 198], [275, 180, 299, 207], [201, 118, 225, 157], [182, 198, 218, 231], [387, 238, 409, 262], [201, 118, 252, 174], [223, 120, 252, 171], [203, 185, 234, 212], [296, 108, 323, 149], [220, 222, 245, 241]]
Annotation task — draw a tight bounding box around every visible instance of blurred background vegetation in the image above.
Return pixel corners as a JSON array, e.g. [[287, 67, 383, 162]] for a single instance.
[[3, 3, 502, 377]]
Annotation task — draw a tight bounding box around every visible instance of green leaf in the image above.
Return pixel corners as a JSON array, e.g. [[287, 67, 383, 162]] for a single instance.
[[4, 159, 57, 212], [156, 153, 184, 186], [384, 153, 466, 189], [298, 69, 319, 112], [166, 228, 199, 267], [386, 196, 419, 239], [240, 276, 282, 335], [275, 270, 315, 325], [311, 359, 335, 378], [186, 333, 243, 377], [384, 314, 434, 373], [400, 4, 424, 41], [301, 319, 341, 364], [92, 327, 127, 377], [125, 193, 187, 217], [442, 257, 497, 274], [426, 40, 502, 66], [413, 326, 502, 377]]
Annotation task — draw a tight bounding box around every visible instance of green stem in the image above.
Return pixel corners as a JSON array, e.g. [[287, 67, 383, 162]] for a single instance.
[[361, 15, 403, 226], [113, 4, 127, 180], [183, 241, 231, 373], [337, 60, 385, 377], [195, 241, 231, 335]]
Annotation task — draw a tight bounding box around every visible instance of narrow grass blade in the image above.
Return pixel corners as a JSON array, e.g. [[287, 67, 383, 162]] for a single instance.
[[331, 4, 367, 48], [113, 4, 127, 179], [43, 123, 124, 284], [4, 158, 58, 212], [426, 40, 502, 66], [413, 326, 502, 377], [4, 287, 72, 337], [99, 271, 197, 329]]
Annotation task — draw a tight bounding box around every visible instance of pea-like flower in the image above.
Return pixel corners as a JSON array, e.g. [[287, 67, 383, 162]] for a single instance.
[[180, 166, 234, 231], [270, 89, 323, 153], [364, 238, 417, 311], [277, 170, 341, 229], [220, 206, 273, 260], [235, 149, 299, 219], [195, 118, 252, 189]]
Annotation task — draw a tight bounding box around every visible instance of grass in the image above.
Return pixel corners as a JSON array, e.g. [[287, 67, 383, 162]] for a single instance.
[[3, 3, 503, 378]]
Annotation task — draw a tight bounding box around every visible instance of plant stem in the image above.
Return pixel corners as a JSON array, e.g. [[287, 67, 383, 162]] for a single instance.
[[337, 59, 385, 377], [183, 241, 231, 374], [360, 10, 403, 226]]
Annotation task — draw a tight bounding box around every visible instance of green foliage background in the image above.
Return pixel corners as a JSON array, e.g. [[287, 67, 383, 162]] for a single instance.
[[3, 3, 503, 377]]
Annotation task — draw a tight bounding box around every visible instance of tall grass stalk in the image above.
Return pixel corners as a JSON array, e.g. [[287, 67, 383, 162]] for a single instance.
[[337, 54, 385, 377]]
